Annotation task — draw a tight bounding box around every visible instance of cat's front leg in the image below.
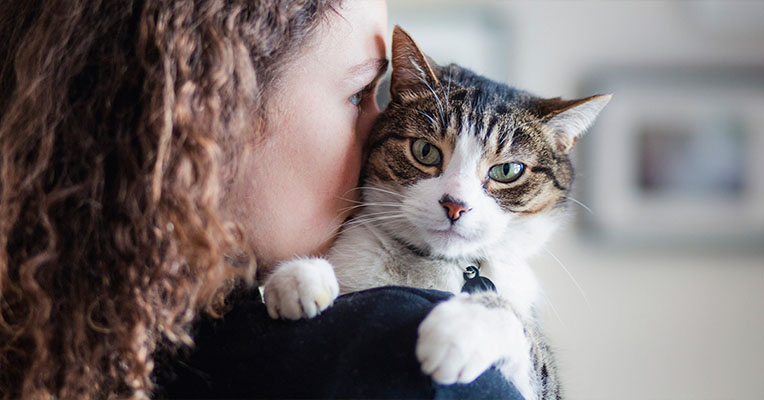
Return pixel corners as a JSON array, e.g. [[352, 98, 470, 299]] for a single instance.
[[416, 293, 536, 400], [262, 258, 340, 320]]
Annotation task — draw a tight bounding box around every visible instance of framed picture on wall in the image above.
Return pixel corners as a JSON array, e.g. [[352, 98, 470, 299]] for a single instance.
[[579, 68, 764, 249]]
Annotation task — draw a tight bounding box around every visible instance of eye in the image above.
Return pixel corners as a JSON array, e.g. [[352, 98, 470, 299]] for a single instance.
[[410, 138, 442, 166], [349, 83, 374, 108], [488, 162, 525, 183], [349, 91, 363, 106]]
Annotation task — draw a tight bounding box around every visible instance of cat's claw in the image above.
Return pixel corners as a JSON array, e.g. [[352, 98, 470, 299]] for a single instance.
[[262, 258, 340, 320], [416, 295, 533, 398]]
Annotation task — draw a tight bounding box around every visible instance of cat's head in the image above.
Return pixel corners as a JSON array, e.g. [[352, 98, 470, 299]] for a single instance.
[[359, 26, 610, 261]]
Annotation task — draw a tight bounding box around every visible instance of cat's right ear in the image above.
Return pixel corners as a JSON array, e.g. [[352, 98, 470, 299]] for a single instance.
[[538, 94, 612, 153], [390, 26, 440, 98]]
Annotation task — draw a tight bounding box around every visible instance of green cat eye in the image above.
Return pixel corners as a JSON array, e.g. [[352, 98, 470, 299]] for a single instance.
[[488, 162, 525, 183], [411, 139, 442, 166]]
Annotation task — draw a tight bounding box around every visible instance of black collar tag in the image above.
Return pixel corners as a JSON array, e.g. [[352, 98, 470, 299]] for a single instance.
[[461, 265, 497, 294]]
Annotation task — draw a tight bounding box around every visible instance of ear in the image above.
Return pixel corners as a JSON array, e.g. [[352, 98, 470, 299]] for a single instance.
[[390, 25, 440, 98], [539, 94, 612, 153]]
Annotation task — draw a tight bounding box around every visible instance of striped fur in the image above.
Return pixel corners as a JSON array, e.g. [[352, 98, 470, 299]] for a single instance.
[[365, 61, 603, 217], [327, 27, 609, 399]]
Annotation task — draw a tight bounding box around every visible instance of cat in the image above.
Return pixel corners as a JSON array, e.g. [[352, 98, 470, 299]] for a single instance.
[[262, 26, 610, 400]]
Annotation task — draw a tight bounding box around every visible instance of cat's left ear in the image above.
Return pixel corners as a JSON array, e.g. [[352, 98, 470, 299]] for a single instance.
[[390, 26, 440, 98], [539, 94, 612, 153]]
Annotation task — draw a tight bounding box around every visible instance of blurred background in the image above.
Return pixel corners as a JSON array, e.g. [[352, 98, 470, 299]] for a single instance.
[[386, 1, 764, 399]]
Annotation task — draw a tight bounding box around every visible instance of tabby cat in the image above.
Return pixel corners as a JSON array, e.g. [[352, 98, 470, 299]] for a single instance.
[[263, 26, 610, 400]]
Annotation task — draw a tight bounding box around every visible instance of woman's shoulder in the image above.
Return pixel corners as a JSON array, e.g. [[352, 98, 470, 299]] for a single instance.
[[156, 286, 522, 399]]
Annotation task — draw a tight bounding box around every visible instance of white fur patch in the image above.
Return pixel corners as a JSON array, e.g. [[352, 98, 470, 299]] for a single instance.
[[397, 132, 512, 259], [416, 294, 536, 400], [262, 258, 339, 320]]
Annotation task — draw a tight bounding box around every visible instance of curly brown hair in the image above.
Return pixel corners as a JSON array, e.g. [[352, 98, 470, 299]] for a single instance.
[[0, 0, 340, 398]]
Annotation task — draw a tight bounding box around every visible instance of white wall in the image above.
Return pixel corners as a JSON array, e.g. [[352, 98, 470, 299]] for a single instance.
[[537, 231, 764, 400], [388, 1, 764, 399]]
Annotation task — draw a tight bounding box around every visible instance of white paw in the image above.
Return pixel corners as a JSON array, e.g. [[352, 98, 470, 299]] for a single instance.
[[262, 258, 339, 320], [416, 295, 531, 389]]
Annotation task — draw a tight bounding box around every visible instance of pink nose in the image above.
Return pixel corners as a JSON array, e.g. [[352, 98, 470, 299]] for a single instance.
[[439, 196, 471, 222]]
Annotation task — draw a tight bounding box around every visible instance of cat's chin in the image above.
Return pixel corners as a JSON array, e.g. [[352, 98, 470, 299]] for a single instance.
[[427, 227, 472, 242], [423, 231, 487, 260]]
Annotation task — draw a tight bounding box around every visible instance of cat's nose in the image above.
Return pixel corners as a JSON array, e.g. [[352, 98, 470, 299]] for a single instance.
[[439, 195, 472, 222]]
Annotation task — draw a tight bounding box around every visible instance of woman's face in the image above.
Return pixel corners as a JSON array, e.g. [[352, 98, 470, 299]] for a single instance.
[[225, 0, 388, 272]]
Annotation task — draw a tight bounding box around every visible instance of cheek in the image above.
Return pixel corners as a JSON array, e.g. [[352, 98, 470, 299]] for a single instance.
[[311, 116, 365, 211], [275, 89, 364, 204], [279, 109, 365, 249], [223, 118, 364, 268]]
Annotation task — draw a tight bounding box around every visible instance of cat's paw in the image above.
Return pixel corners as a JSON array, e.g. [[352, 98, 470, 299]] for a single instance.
[[262, 258, 339, 320], [415, 295, 530, 387]]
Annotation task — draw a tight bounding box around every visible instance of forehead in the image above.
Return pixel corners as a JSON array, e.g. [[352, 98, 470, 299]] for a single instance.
[[266, 2, 387, 117], [296, 1, 387, 80], [389, 87, 545, 153]]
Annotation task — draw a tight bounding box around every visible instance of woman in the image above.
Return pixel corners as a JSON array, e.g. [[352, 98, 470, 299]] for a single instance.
[[0, 0, 521, 398]]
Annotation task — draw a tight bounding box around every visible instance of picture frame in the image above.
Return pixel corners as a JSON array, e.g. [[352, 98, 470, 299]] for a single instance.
[[578, 68, 764, 249]]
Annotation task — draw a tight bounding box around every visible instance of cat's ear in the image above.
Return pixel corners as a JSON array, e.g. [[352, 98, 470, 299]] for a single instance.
[[390, 26, 440, 98], [538, 94, 612, 153]]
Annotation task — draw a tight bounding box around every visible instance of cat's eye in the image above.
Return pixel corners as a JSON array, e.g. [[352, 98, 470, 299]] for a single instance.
[[488, 162, 525, 183], [410, 139, 442, 166]]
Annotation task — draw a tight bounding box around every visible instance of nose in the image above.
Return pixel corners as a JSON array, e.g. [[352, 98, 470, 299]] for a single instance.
[[439, 195, 472, 223]]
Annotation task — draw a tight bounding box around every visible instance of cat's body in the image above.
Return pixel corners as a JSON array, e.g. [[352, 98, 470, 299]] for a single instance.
[[263, 27, 609, 400], [328, 208, 545, 321], [328, 218, 549, 399]]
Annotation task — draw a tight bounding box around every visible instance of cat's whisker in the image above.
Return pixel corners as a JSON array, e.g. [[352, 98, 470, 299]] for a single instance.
[[338, 187, 362, 201], [318, 209, 403, 245], [338, 202, 400, 214], [345, 211, 400, 221], [316, 211, 357, 248], [351, 210, 403, 220], [337, 196, 364, 205], [343, 214, 404, 229], [544, 248, 593, 313], [444, 70, 452, 122], [337, 189, 403, 210], [400, 104, 440, 131], [338, 200, 380, 213], [540, 292, 567, 330], [337, 205, 370, 217], [563, 195, 594, 215], [447, 68, 458, 125], [417, 110, 437, 128], [363, 202, 402, 207], [498, 119, 538, 150], [365, 217, 411, 234], [316, 203, 401, 246], [415, 72, 446, 128], [340, 219, 398, 236], [340, 186, 402, 203], [346, 213, 404, 224], [355, 186, 406, 199]]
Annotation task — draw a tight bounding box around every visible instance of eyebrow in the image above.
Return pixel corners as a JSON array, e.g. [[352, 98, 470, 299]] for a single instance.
[[347, 58, 389, 82]]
